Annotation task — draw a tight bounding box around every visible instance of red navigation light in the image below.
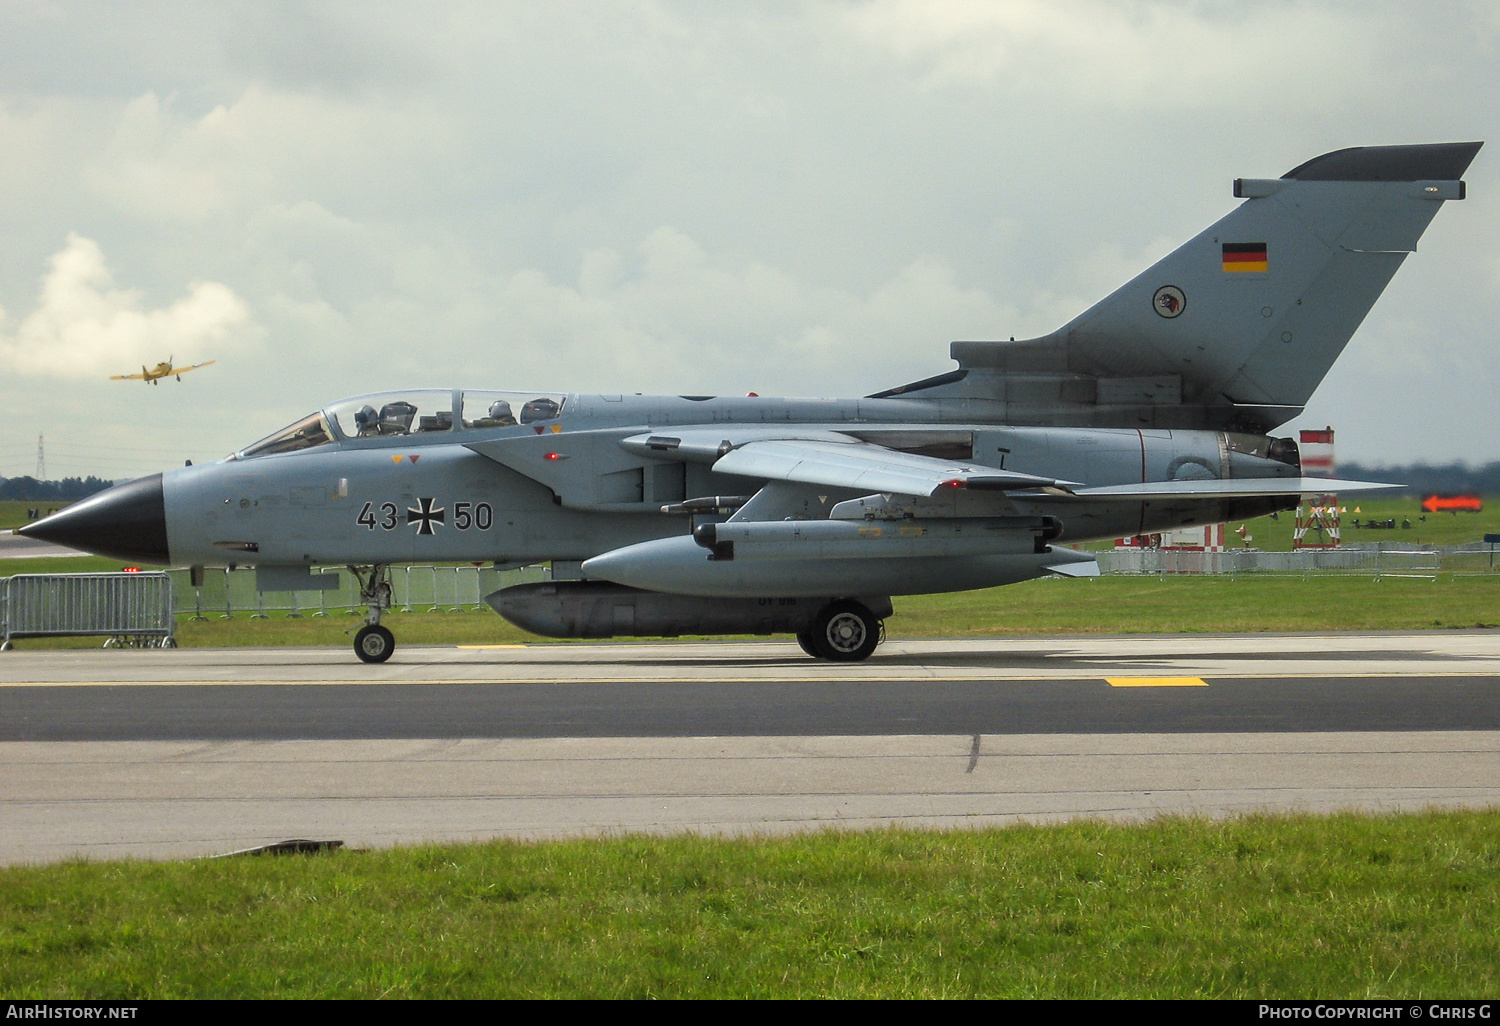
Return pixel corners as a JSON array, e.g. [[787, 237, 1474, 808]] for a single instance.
[[121, 566, 140, 572], [543, 452, 567, 461], [940, 479, 966, 489]]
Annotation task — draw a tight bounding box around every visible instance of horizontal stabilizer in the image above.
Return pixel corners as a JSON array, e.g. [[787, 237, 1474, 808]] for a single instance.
[[1045, 559, 1100, 578], [1057, 477, 1399, 501]]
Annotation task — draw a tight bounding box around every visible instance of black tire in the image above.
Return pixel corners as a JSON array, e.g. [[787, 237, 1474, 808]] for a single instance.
[[809, 601, 880, 662], [354, 624, 395, 663], [795, 630, 821, 659]]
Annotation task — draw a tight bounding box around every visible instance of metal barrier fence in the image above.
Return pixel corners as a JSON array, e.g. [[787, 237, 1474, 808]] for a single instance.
[[1, 572, 176, 649], [169, 564, 549, 619]]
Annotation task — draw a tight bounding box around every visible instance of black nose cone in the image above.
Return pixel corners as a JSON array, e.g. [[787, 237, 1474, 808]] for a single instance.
[[18, 473, 170, 564]]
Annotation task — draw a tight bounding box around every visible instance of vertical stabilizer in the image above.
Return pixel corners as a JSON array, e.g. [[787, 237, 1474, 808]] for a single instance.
[[941, 142, 1481, 431]]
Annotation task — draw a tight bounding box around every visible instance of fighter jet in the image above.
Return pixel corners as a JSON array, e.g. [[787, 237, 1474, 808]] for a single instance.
[[26, 142, 1481, 663], [110, 358, 215, 385]]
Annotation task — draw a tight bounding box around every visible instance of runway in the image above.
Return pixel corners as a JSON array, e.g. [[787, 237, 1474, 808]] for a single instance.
[[3, 632, 1499, 864], [0, 528, 86, 559]]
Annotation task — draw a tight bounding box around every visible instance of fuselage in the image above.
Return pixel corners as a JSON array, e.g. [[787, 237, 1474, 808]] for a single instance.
[[133, 387, 1299, 580]]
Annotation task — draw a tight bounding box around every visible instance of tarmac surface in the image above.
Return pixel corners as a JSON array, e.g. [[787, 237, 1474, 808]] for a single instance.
[[3, 631, 1499, 864], [0, 529, 85, 559]]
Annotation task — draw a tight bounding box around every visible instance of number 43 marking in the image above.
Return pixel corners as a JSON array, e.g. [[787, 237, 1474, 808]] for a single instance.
[[358, 500, 492, 531]]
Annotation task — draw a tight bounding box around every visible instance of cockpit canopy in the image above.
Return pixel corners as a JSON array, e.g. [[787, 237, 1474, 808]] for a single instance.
[[235, 389, 566, 459], [325, 390, 458, 440]]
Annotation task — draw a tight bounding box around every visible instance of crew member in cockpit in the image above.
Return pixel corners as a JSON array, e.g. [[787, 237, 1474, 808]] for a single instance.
[[466, 399, 516, 428], [353, 405, 381, 437], [489, 400, 516, 425]]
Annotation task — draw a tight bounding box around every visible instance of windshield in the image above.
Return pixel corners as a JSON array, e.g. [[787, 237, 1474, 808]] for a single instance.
[[239, 412, 336, 459]]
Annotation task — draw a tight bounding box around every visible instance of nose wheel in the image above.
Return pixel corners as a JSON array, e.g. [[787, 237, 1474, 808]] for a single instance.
[[354, 624, 395, 663]]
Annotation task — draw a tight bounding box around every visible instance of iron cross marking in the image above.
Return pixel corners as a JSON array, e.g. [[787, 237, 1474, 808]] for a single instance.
[[406, 497, 446, 535]]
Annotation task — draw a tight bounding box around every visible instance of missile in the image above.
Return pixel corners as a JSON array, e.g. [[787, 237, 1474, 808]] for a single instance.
[[659, 494, 751, 515], [690, 516, 1064, 562], [581, 529, 1096, 598]]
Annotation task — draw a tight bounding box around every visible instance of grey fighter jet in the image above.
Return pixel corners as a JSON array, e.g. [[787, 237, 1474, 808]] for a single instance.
[[24, 142, 1481, 663]]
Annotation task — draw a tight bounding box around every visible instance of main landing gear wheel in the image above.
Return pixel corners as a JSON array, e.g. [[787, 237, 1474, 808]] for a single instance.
[[808, 600, 881, 662], [354, 624, 395, 663], [796, 631, 820, 658]]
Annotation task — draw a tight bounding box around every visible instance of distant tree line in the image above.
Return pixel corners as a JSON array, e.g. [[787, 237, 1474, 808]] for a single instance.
[[0, 476, 115, 501], [1339, 462, 1500, 495]]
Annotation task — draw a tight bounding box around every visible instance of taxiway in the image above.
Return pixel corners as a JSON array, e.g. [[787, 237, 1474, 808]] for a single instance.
[[2, 632, 1498, 864]]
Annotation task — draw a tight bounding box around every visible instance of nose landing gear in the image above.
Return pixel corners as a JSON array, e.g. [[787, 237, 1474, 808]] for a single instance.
[[348, 564, 395, 663]]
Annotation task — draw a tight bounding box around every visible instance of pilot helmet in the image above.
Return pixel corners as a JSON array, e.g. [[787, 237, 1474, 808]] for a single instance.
[[353, 405, 379, 434], [488, 399, 514, 422], [519, 397, 560, 424]]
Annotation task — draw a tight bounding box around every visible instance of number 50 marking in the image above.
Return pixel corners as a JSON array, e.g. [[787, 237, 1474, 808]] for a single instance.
[[452, 502, 493, 530]]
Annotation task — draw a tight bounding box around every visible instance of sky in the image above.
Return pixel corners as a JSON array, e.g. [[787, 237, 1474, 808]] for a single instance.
[[0, 0, 1495, 482]]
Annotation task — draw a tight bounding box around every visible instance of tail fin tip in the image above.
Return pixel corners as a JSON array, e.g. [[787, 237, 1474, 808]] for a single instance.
[[1282, 141, 1482, 182]]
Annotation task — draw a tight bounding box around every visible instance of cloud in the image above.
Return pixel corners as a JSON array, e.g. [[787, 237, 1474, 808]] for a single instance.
[[0, 234, 251, 378], [839, 0, 1383, 107], [435, 226, 1019, 396], [77, 87, 456, 226], [0, 3, 1494, 472]]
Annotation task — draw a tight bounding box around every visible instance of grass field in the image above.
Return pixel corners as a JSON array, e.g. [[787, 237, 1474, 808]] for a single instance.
[[1079, 493, 1500, 551], [0, 572, 1494, 650], [0, 499, 72, 532], [2, 572, 1497, 650], [2, 812, 1497, 998]]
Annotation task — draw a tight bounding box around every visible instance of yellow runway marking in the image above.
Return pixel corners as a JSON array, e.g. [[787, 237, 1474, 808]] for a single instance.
[[455, 645, 529, 650], [1, 672, 1498, 689], [1106, 676, 1208, 688]]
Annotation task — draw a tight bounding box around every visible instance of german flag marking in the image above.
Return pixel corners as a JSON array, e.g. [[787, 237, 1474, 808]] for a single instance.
[[1105, 677, 1208, 687], [1222, 242, 1268, 272]]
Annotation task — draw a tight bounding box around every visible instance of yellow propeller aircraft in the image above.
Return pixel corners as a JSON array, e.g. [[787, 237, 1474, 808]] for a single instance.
[[109, 358, 215, 385]]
